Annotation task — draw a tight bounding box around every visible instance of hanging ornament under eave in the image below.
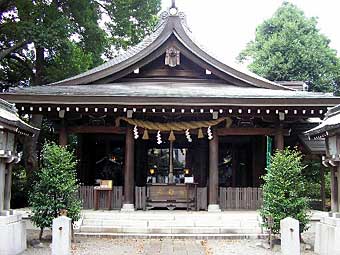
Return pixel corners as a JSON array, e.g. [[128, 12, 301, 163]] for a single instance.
[[133, 125, 139, 139], [142, 129, 149, 140], [198, 128, 204, 139], [168, 130, 176, 141], [207, 126, 213, 140], [185, 129, 192, 143], [157, 130, 162, 144]]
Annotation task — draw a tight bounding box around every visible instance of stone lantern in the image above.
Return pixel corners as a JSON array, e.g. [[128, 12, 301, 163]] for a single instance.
[[0, 99, 38, 255], [305, 105, 340, 212]]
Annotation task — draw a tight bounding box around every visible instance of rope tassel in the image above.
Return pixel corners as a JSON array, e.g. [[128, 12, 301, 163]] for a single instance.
[[142, 129, 149, 140], [168, 130, 176, 141], [198, 128, 204, 139]]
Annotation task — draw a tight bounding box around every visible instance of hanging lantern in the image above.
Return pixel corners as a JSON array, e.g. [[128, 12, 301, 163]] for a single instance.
[[185, 129, 192, 143], [142, 129, 149, 140], [168, 130, 176, 141], [157, 130, 162, 144], [133, 125, 139, 139], [198, 128, 204, 139], [207, 126, 213, 140]]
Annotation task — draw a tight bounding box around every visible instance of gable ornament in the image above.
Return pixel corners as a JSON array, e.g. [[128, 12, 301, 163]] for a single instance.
[[165, 47, 180, 67]]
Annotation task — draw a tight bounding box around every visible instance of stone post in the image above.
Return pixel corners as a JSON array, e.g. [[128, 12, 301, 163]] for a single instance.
[[331, 167, 339, 212], [122, 125, 135, 211], [208, 133, 221, 212], [52, 216, 72, 255], [0, 160, 5, 211], [4, 164, 12, 210], [280, 217, 300, 255]]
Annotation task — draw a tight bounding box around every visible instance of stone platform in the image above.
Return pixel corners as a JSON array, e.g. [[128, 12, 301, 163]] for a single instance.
[[0, 210, 27, 255], [77, 210, 265, 239]]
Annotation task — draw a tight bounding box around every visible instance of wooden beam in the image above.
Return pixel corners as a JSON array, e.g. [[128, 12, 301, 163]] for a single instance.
[[66, 126, 126, 134], [217, 128, 289, 136]]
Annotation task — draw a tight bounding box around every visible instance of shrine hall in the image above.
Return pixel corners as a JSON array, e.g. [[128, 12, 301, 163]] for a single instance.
[[1, 3, 340, 212]]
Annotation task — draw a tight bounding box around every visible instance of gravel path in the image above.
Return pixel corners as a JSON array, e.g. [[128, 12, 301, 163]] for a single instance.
[[22, 230, 316, 255]]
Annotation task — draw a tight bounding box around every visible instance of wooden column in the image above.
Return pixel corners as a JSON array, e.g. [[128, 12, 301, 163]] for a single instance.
[[122, 126, 135, 211], [338, 166, 340, 212], [4, 164, 12, 210], [330, 166, 339, 212], [59, 121, 68, 147], [274, 128, 284, 151], [208, 134, 221, 212]]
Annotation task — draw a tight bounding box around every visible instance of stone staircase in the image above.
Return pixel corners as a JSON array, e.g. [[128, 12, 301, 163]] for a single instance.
[[77, 210, 266, 239]]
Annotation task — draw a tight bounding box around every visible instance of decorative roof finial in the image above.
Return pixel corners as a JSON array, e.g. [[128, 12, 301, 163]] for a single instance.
[[169, 0, 178, 15], [171, 0, 176, 8]]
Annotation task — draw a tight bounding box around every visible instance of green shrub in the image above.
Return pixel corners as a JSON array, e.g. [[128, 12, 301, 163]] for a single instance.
[[29, 142, 81, 239], [261, 147, 310, 234]]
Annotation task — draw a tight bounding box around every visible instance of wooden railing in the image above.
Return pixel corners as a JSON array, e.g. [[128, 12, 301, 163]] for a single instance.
[[78, 186, 123, 209], [219, 187, 263, 210], [79, 186, 262, 210]]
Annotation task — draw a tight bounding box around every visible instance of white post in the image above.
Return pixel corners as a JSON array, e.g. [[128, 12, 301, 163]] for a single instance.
[[52, 216, 72, 255], [280, 217, 300, 255]]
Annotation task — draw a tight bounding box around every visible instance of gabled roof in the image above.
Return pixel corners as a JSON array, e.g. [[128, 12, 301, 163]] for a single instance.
[[50, 8, 291, 91], [305, 105, 340, 137], [0, 98, 38, 136]]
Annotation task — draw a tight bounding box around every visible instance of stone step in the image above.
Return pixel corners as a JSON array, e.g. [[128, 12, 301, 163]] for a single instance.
[[82, 212, 260, 221], [76, 232, 268, 240], [82, 218, 260, 228], [79, 225, 262, 235]]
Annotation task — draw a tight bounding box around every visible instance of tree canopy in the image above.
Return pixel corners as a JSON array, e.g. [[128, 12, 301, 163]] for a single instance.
[[0, 0, 161, 88], [238, 2, 340, 92]]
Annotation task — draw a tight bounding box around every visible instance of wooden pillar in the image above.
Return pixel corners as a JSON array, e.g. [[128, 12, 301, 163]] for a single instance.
[[320, 162, 326, 211], [208, 134, 221, 212], [122, 125, 135, 211], [0, 161, 5, 211], [169, 141, 174, 183], [4, 164, 12, 210], [59, 122, 68, 147], [330, 166, 339, 212], [338, 166, 340, 212], [274, 128, 284, 151]]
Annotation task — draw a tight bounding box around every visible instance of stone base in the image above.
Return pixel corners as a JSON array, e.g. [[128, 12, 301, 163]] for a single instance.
[[315, 214, 340, 255], [121, 204, 135, 212], [207, 204, 221, 213], [0, 211, 26, 255]]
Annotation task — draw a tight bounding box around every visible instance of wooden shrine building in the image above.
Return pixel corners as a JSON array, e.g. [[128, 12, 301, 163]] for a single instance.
[[1, 4, 340, 211]]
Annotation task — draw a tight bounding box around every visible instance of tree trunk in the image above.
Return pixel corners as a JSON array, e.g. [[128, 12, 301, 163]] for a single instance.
[[23, 115, 43, 177], [34, 46, 45, 85], [39, 227, 44, 241], [23, 44, 45, 176]]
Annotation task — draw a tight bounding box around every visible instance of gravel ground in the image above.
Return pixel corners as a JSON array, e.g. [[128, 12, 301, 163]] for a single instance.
[[22, 230, 316, 255]]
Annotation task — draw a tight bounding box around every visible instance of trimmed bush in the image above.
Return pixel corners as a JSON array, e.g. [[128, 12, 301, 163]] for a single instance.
[[29, 142, 81, 239], [261, 147, 310, 234]]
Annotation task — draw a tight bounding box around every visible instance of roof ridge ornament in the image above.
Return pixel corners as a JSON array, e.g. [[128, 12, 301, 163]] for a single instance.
[[169, 0, 178, 16]]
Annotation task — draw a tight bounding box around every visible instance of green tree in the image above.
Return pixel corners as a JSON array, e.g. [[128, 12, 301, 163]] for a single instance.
[[29, 142, 81, 240], [238, 2, 340, 92], [261, 148, 310, 234], [0, 0, 161, 175], [0, 0, 161, 87]]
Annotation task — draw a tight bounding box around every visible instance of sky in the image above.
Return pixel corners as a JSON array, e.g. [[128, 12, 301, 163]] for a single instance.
[[160, 0, 340, 64]]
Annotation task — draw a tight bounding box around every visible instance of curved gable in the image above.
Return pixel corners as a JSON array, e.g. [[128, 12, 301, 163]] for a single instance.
[[50, 9, 292, 91]]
